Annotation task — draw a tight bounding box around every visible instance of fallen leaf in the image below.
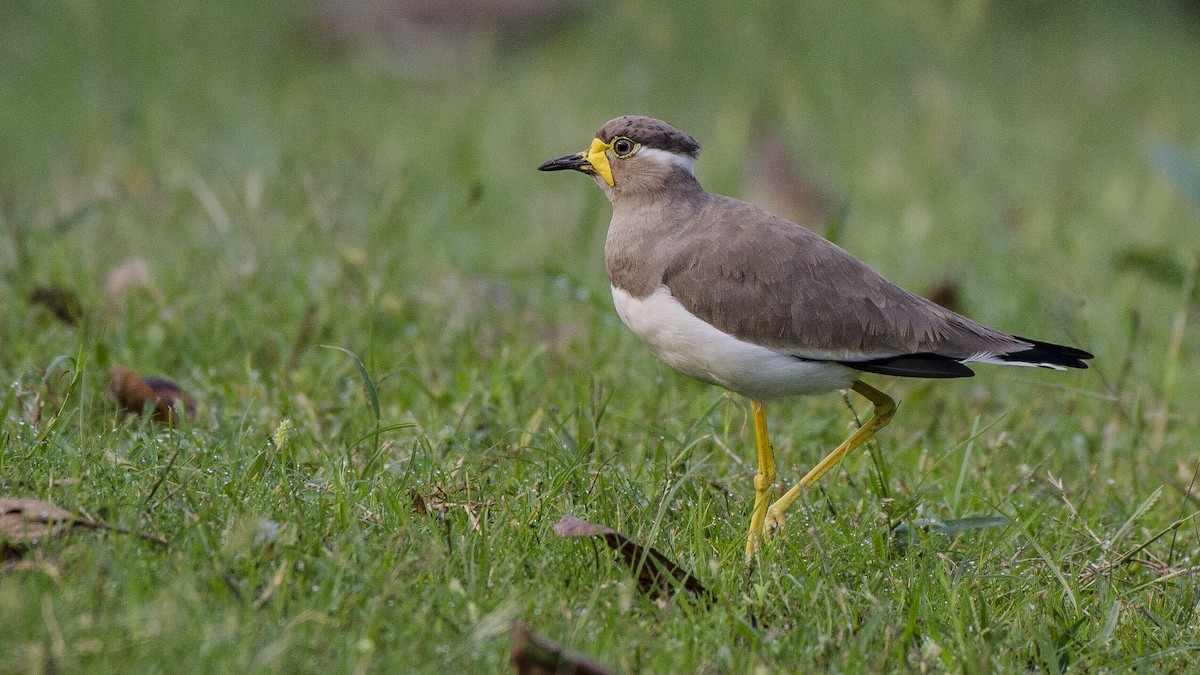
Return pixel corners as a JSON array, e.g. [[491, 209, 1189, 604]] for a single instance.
[[0, 497, 168, 557], [410, 486, 495, 518], [107, 366, 196, 425], [510, 621, 616, 675], [1, 498, 75, 545], [411, 489, 428, 515], [0, 558, 64, 583], [553, 514, 712, 602], [27, 286, 84, 325]]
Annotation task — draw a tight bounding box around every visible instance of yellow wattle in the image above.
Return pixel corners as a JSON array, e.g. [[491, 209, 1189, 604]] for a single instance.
[[586, 138, 614, 186]]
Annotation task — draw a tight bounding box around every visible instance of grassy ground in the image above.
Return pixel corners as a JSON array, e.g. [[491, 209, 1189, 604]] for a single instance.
[[2, 0, 1199, 671]]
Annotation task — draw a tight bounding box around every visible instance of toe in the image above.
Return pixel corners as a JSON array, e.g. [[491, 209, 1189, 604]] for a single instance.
[[763, 511, 785, 537]]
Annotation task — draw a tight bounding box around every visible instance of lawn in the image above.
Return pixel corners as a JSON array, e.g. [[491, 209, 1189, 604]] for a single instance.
[[2, 0, 1199, 671]]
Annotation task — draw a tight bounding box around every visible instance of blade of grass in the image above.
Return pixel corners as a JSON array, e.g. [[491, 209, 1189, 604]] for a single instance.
[[1000, 503, 1078, 612], [1109, 486, 1163, 549], [323, 345, 381, 423]]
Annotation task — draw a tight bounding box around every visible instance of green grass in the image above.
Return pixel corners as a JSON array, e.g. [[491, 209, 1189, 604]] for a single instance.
[[2, 0, 1199, 671]]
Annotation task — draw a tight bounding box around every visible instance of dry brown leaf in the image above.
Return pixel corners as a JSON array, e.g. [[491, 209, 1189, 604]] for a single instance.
[[410, 487, 495, 518], [108, 366, 196, 425], [27, 286, 83, 325], [410, 489, 428, 515], [1, 498, 75, 545], [0, 558, 65, 583], [510, 622, 616, 675], [553, 515, 712, 602], [0, 497, 168, 557]]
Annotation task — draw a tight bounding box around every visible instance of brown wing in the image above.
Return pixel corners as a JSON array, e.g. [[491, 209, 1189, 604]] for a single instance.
[[660, 196, 1031, 361]]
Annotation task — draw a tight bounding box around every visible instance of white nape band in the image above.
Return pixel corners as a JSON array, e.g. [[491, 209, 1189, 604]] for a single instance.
[[637, 147, 697, 175]]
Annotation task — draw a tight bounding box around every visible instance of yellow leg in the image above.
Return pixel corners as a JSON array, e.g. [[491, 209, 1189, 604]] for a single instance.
[[763, 381, 896, 536], [744, 400, 776, 560]]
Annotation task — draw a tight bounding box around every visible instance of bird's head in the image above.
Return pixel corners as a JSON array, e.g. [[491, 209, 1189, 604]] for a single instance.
[[538, 116, 702, 199]]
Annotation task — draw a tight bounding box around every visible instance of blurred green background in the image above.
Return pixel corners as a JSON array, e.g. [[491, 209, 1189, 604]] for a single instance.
[[2, 0, 1199, 671], [4, 0, 1196, 319]]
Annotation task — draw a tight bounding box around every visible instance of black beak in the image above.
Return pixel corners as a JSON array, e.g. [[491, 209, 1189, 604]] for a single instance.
[[538, 152, 590, 173]]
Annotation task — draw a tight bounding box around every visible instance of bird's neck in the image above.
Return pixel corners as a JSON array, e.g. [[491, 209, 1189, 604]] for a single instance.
[[605, 180, 710, 298]]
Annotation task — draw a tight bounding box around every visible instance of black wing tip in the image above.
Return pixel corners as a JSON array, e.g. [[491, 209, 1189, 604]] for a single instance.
[[839, 336, 1094, 378], [1005, 336, 1094, 369], [839, 354, 977, 379]]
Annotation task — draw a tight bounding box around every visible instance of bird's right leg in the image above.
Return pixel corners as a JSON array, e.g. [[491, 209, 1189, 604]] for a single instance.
[[745, 399, 777, 560], [762, 381, 896, 535]]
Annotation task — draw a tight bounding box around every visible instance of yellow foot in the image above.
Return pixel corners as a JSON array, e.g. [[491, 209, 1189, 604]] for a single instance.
[[745, 508, 786, 560], [763, 507, 786, 538], [745, 475, 774, 544]]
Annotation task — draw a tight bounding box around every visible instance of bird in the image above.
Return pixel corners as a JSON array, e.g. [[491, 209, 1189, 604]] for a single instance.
[[538, 115, 1092, 559]]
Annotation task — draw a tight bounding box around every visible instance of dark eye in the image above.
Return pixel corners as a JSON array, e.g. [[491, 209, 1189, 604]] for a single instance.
[[612, 138, 636, 157]]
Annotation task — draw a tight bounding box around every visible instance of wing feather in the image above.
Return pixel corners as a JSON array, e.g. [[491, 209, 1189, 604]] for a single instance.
[[660, 195, 1033, 361]]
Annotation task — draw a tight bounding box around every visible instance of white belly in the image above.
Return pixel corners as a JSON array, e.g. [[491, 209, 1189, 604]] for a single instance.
[[610, 284, 859, 401]]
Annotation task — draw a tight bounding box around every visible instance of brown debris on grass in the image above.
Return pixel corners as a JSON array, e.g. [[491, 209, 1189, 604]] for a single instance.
[[107, 366, 197, 425], [26, 285, 84, 325], [553, 514, 712, 602], [510, 621, 617, 675], [1, 498, 75, 551], [410, 486, 496, 531], [1, 497, 169, 560]]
